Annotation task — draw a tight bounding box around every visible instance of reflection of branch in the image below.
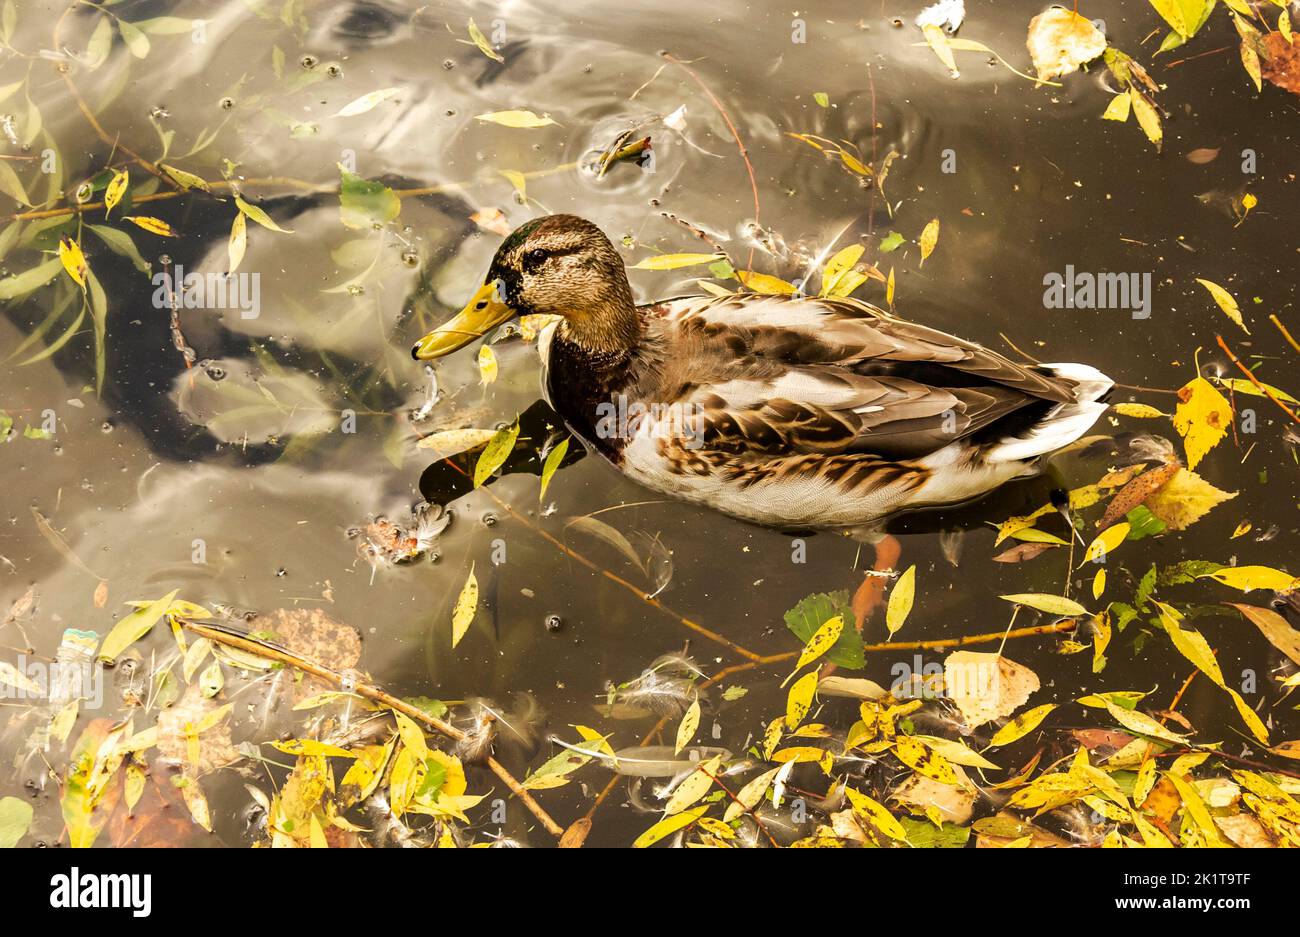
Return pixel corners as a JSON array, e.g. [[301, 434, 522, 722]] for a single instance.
[[443, 457, 777, 662], [178, 618, 567, 841]]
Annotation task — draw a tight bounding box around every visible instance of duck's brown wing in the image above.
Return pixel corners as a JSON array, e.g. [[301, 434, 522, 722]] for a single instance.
[[648, 294, 1078, 461]]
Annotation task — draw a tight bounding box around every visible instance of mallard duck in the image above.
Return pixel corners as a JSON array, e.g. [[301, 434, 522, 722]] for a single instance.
[[413, 214, 1112, 535]]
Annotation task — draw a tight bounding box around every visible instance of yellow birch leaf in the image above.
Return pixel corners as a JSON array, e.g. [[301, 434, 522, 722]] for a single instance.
[[674, 696, 700, 755], [451, 566, 478, 648], [1144, 468, 1236, 530], [1171, 377, 1231, 471]]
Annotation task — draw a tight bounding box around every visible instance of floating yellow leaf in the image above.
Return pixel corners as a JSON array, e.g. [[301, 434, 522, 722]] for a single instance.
[[477, 345, 498, 385], [1200, 565, 1299, 593], [1171, 376, 1230, 470], [1144, 467, 1236, 530], [235, 195, 293, 233], [885, 565, 916, 638], [663, 754, 721, 816], [820, 244, 864, 296], [1026, 8, 1106, 81], [473, 419, 519, 487], [988, 703, 1056, 746], [124, 216, 177, 237], [674, 696, 700, 755], [1092, 568, 1107, 602], [1102, 92, 1131, 121], [789, 614, 844, 680], [1102, 698, 1186, 743], [539, 437, 569, 502], [58, 236, 87, 289], [921, 23, 958, 76], [451, 566, 478, 648], [998, 593, 1087, 617], [917, 219, 939, 267], [634, 804, 708, 847], [332, 87, 400, 118], [1129, 87, 1162, 151], [227, 211, 247, 274], [1216, 376, 1299, 405], [893, 735, 958, 785], [1195, 278, 1248, 334], [785, 670, 818, 730], [631, 252, 722, 271], [1227, 604, 1300, 667], [467, 18, 504, 63], [160, 163, 212, 192], [104, 169, 128, 216], [1084, 523, 1130, 564], [737, 270, 798, 295], [474, 110, 558, 129], [1113, 402, 1164, 418]]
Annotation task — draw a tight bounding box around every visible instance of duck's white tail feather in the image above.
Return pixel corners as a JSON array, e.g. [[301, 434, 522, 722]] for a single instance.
[[984, 362, 1113, 464]]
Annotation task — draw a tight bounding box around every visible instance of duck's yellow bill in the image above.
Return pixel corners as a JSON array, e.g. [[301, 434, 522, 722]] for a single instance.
[[411, 281, 514, 360]]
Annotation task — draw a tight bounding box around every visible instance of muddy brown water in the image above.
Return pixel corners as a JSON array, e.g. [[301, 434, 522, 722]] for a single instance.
[[0, 0, 1296, 847]]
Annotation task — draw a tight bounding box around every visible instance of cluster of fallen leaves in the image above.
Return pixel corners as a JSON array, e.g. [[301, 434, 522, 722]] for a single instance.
[[0, 596, 502, 848]]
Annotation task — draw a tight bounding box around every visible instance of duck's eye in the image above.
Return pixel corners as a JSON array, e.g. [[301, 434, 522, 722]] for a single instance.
[[523, 248, 548, 271]]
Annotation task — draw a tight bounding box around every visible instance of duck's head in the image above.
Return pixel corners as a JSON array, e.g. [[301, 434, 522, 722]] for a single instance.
[[412, 214, 637, 361]]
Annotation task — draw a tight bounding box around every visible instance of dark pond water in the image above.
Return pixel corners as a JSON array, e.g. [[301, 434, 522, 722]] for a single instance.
[[0, 0, 1296, 847]]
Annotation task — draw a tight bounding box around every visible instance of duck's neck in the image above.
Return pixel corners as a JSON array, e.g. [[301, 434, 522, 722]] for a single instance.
[[556, 286, 640, 361]]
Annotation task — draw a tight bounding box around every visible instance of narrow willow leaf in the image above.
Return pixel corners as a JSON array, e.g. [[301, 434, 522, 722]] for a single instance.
[[885, 565, 916, 638], [631, 252, 722, 271], [159, 163, 211, 192], [103, 169, 128, 216], [332, 87, 400, 118], [988, 703, 1057, 746], [467, 18, 504, 63], [1194, 278, 1248, 334], [674, 697, 700, 755], [918, 219, 939, 266], [451, 566, 478, 648], [473, 419, 519, 487], [227, 211, 246, 274], [0, 159, 30, 206], [124, 216, 178, 237], [539, 437, 569, 502], [97, 590, 178, 662], [474, 110, 558, 129], [998, 593, 1087, 617], [58, 235, 87, 288], [784, 670, 818, 730], [1084, 523, 1130, 563], [235, 195, 293, 233]]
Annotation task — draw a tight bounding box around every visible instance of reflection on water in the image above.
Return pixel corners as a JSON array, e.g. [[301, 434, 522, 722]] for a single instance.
[[0, 0, 1296, 846]]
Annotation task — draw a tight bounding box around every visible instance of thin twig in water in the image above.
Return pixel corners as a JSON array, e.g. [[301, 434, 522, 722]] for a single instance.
[[1217, 333, 1300, 427]]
